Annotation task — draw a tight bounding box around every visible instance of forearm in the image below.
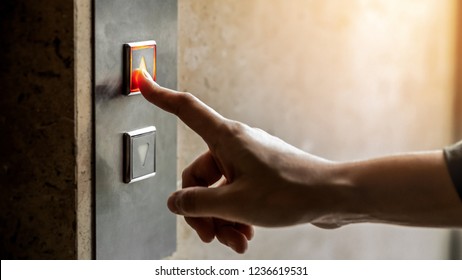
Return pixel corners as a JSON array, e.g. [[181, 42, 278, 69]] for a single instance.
[[330, 151, 462, 227]]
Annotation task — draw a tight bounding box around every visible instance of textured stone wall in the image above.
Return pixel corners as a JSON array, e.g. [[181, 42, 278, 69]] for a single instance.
[[0, 0, 75, 259]]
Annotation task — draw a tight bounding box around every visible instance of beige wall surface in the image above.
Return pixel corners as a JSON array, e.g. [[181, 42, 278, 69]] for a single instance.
[[175, 0, 458, 259], [75, 0, 93, 260]]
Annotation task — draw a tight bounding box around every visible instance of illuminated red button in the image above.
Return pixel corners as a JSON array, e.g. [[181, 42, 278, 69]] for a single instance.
[[123, 40, 156, 96]]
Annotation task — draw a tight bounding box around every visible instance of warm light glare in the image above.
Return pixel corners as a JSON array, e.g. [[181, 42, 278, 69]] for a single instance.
[[131, 56, 148, 92], [139, 56, 147, 72], [124, 41, 156, 95]]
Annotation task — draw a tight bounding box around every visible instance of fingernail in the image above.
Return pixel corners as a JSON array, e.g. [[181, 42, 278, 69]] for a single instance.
[[142, 69, 152, 80]]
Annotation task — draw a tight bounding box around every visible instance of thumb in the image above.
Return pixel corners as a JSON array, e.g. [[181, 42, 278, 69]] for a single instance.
[[167, 186, 227, 218]]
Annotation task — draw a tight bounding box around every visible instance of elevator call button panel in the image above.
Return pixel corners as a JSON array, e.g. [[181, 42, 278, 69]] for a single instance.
[[123, 40, 156, 96]]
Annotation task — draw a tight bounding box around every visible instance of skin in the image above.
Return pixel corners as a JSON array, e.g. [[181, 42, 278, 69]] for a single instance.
[[136, 69, 462, 254]]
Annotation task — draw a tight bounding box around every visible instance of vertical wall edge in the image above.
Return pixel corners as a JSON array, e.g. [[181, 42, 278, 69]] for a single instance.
[[75, 0, 93, 260]]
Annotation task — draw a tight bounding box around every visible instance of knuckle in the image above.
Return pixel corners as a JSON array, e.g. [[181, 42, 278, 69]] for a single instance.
[[179, 91, 195, 105], [222, 120, 247, 139], [173, 91, 196, 116], [180, 91, 195, 102], [175, 92, 200, 118]]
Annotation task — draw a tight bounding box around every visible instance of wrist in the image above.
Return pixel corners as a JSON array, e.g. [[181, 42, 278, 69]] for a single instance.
[[309, 161, 369, 228]]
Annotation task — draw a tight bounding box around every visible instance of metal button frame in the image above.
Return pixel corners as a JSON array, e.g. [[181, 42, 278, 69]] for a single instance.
[[123, 126, 156, 183]]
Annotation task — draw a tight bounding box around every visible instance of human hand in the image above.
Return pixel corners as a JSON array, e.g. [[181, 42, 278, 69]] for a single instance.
[[137, 70, 345, 253], [137, 68, 462, 253]]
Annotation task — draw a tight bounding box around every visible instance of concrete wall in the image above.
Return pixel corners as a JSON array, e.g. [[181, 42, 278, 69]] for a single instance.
[[174, 0, 459, 259]]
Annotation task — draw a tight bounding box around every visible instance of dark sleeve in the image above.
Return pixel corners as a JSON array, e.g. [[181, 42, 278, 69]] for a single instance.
[[443, 140, 462, 201]]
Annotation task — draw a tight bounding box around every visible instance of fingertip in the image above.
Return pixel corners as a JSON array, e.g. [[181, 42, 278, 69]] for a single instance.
[[230, 240, 248, 254], [216, 226, 249, 254], [141, 68, 153, 81], [138, 70, 159, 100], [246, 227, 254, 241], [200, 235, 215, 243], [167, 192, 180, 215], [236, 223, 254, 241]]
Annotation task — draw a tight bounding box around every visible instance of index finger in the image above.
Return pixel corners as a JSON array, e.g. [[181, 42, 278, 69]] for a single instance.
[[137, 69, 226, 144]]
